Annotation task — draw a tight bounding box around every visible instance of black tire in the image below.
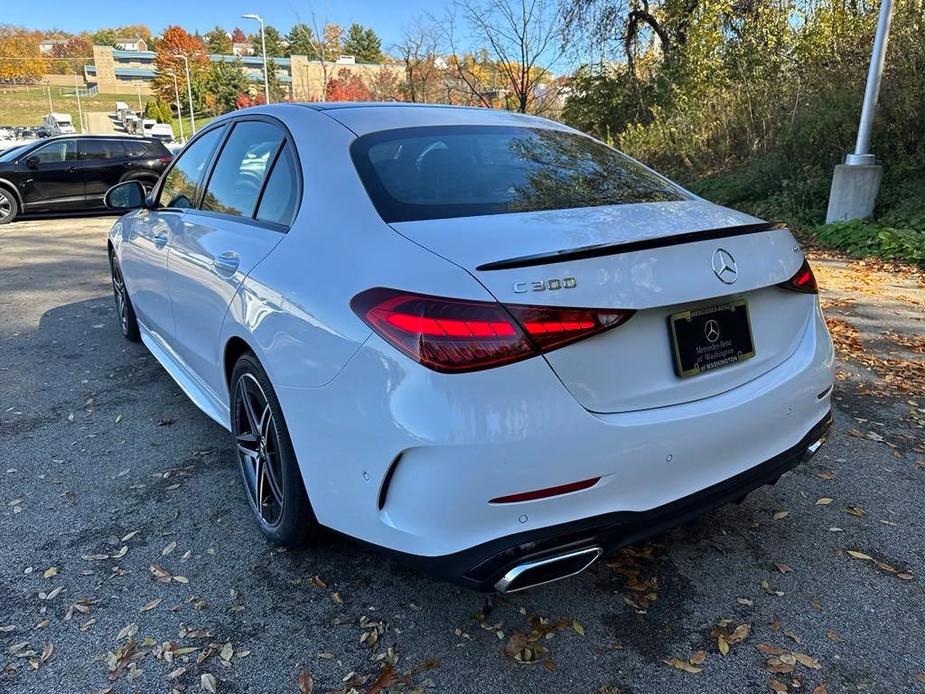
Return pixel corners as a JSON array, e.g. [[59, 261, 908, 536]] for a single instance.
[[0, 188, 18, 224], [231, 353, 318, 546], [109, 252, 140, 341]]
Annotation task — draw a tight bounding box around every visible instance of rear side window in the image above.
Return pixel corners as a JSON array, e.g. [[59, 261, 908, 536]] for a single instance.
[[79, 140, 124, 160], [256, 144, 299, 226], [124, 141, 150, 158], [351, 125, 688, 222], [159, 127, 225, 209], [201, 121, 284, 218]]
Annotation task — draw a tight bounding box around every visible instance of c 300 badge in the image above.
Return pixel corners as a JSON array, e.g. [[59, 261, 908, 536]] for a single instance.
[[513, 277, 577, 293]]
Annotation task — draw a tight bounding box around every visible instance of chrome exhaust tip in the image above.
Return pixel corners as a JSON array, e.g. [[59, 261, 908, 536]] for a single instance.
[[494, 546, 603, 593], [802, 436, 827, 462]]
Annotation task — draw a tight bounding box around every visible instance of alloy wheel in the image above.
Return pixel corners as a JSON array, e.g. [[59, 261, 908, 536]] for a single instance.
[[111, 261, 128, 333], [234, 374, 285, 527], [0, 192, 11, 221]]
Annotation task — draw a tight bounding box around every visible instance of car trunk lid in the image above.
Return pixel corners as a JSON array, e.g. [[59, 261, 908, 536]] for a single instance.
[[389, 200, 812, 413]]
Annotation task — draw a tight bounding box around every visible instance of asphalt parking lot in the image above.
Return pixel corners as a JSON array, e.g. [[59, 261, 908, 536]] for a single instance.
[[1, 216, 924, 694]]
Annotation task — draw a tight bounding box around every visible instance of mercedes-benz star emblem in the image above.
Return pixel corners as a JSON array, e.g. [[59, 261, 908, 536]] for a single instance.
[[712, 248, 738, 284], [704, 319, 721, 343]]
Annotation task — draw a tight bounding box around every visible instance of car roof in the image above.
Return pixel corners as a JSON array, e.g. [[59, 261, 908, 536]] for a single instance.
[[292, 102, 575, 137], [40, 134, 162, 142]]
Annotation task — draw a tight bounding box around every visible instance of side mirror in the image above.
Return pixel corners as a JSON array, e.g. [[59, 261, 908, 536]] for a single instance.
[[26, 156, 39, 169], [105, 180, 147, 210]]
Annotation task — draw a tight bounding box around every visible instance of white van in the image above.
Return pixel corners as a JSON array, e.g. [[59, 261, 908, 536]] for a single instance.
[[149, 123, 174, 143], [115, 101, 129, 116], [42, 113, 75, 135], [140, 119, 157, 137]]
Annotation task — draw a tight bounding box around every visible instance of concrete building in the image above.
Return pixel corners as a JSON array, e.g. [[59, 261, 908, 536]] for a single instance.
[[82, 45, 401, 99]]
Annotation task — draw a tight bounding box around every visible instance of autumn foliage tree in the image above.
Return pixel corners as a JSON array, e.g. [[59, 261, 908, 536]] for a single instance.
[[49, 36, 92, 75], [152, 26, 208, 108], [0, 25, 46, 85], [325, 68, 372, 101]]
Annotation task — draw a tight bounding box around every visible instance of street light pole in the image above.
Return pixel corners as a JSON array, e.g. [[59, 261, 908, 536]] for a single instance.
[[165, 70, 185, 144], [242, 13, 271, 104], [174, 54, 196, 134], [825, 0, 895, 222], [846, 0, 894, 166], [73, 74, 84, 134]]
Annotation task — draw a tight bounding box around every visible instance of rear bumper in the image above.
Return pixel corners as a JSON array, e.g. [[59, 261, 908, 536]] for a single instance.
[[277, 299, 835, 582], [377, 410, 832, 591]]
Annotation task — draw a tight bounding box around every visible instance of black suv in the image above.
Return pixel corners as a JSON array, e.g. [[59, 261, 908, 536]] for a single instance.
[[0, 135, 172, 224]]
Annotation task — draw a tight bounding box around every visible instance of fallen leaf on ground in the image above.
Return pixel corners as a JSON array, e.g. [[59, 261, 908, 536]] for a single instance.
[[816, 497, 833, 505], [296, 669, 314, 693], [662, 657, 702, 674], [200, 673, 217, 692], [367, 665, 401, 694], [847, 550, 872, 561], [140, 598, 162, 612], [793, 652, 822, 669]]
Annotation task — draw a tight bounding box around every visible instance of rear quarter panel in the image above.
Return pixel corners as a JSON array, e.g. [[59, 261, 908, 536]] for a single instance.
[[218, 106, 491, 396]]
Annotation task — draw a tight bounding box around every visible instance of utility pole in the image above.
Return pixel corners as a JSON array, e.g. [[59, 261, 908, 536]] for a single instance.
[[46, 85, 53, 114], [165, 70, 185, 144], [174, 54, 196, 134], [73, 74, 84, 133], [825, 0, 894, 222]]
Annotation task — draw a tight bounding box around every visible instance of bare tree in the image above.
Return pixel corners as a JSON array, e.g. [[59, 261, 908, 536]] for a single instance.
[[453, 0, 565, 113], [293, 3, 343, 98], [394, 19, 443, 103]]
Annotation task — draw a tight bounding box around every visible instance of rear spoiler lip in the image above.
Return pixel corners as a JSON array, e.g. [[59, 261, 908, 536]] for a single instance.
[[475, 222, 787, 271]]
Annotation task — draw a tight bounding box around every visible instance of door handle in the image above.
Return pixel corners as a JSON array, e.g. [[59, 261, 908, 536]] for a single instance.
[[152, 232, 168, 248], [211, 252, 240, 276]]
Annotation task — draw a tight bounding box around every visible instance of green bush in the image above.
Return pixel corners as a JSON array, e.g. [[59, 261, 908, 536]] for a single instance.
[[562, 0, 925, 262], [815, 218, 925, 266]]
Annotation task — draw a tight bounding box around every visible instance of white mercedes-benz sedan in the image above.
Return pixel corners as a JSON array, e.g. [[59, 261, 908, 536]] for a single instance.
[[105, 103, 834, 592]]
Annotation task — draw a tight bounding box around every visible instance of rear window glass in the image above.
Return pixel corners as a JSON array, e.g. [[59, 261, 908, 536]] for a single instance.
[[350, 125, 688, 222]]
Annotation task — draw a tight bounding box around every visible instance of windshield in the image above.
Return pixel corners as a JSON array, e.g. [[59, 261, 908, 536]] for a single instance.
[[350, 125, 689, 223], [0, 144, 30, 163]]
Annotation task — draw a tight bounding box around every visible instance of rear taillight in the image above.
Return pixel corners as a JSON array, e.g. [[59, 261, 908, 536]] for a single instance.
[[158, 155, 172, 165], [351, 288, 634, 373], [779, 258, 818, 294]]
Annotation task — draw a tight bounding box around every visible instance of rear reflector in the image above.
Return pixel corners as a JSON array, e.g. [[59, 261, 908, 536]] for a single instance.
[[351, 288, 634, 373], [490, 477, 601, 504], [779, 258, 818, 294]]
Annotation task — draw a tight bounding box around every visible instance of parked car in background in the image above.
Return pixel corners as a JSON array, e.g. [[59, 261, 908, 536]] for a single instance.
[[140, 119, 157, 138], [149, 123, 175, 143], [103, 104, 834, 592], [124, 113, 139, 134], [0, 135, 171, 224], [42, 113, 76, 135]]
